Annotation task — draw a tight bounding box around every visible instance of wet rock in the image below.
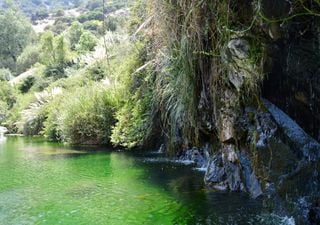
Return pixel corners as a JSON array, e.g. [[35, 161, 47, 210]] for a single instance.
[[179, 147, 207, 168], [205, 145, 243, 192], [204, 153, 225, 184], [240, 152, 263, 198], [224, 161, 243, 191], [264, 99, 320, 161], [308, 198, 320, 225], [262, 17, 320, 142], [222, 144, 238, 163], [227, 39, 250, 59]]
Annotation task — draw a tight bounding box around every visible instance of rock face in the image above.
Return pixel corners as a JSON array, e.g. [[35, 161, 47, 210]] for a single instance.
[[157, 1, 320, 223], [261, 0, 320, 142], [203, 34, 320, 224]]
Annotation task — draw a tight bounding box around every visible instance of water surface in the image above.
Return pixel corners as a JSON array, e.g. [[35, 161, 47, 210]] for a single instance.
[[0, 136, 293, 224]]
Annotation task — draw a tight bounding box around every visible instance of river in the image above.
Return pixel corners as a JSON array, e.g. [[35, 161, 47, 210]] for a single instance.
[[0, 136, 294, 224]]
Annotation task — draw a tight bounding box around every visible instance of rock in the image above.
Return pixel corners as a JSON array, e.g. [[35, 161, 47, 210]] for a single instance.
[[219, 116, 235, 143], [228, 70, 245, 91], [308, 198, 320, 225], [263, 99, 320, 161], [224, 161, 242, 191], [227, 39, 250, 59], [222, 144, 238, 163], [262, 17, 320, 143], [205, 145, 243, 192], [204, 153, 225, 184], [240, 152, 263, 198], [179, 147, 207, 168]]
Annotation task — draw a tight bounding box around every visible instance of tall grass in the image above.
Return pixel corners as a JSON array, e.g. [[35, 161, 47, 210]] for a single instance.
[[143, 0, 268, 152], [57, 85, 115, 144]]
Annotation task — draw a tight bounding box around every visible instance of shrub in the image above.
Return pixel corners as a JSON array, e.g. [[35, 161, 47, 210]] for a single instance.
[[0, 81, 16, 109], [110, 44, 154, 148], [86, 60, 108, 81], [17, 87, 63, 135], [0, 68, 13, 81], [78, 11, 104, 23], [106, 17, 117, 32], [68, 21, 84, 50], [76, 31, 97, 53], [16, 45, 41, 74], [40, 32, 72, 79], [83, 20, 103, 34], [57, 85, 116, 145], [19, 76, 36, 93], [0, 100, 8, 123]]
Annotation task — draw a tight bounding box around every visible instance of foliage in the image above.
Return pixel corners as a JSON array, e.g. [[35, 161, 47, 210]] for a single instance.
[[17, 87, 63, 135], [0, 9, 35, 73], [76, 31, 98, 53], [0, 68, 13, 81], [111, 43, 154, 148], [0, 81, 16, 109], [68, 21, 84, 50], [0, 81, 17, 123], [48, 85, 116, 145], [83, 20, 103, 34], [40, 32, 71, 78], [78, 10, 104, 23], [86, 60, 108, 81], [19, 76, 36, 94], [16, 44, 41, 74], [105, 16, 118, 32]]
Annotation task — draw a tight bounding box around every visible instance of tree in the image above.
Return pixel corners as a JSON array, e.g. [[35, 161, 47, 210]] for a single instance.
[[76, 31, 97, 53], [40, 32, 70, 78], [0, 9, 35, 73], [16, 44, 41, 74], [68, 21, 84, 50]]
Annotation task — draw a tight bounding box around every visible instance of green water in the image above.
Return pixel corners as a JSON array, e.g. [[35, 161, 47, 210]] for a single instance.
[[0, 136, 293, 225]]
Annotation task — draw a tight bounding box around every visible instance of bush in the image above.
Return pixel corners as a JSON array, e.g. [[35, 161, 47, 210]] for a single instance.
[[19, 76, 36, 93], [3, 93, 36, 133], [78, 10, 104, 23], [54, 85, 116, 145], [110, 44, 154, 148], [68, 21, 84, 50], [0, 68, 13, 81], [83, 20, 103, 34], [17, 88, 62, 135], [86, 60, 108, 81], [0, 100, 8, 123], [0, 81, 16, 109], [76, 31, 97, 53], [106, 17, 118, 32], [16, 45, 40, 74]]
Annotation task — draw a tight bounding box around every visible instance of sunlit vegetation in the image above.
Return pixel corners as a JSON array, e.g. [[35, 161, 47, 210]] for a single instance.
[[0, 0, 319, 153]]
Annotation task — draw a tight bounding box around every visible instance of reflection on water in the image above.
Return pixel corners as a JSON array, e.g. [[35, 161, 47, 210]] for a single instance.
[[0, 137, 294, 225], [0, 132, 6, 143]]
